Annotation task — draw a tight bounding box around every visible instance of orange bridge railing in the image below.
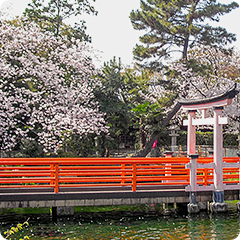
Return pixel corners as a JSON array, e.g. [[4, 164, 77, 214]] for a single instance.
[[0, 156, 239, 193]]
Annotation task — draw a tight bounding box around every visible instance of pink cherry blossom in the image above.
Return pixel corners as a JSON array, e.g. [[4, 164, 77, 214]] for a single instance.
[[0, 21, 108, 153], [168, 45, 240, 135]]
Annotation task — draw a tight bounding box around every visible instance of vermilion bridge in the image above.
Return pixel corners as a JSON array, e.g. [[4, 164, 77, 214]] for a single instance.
[[0, 156, 239, 215]]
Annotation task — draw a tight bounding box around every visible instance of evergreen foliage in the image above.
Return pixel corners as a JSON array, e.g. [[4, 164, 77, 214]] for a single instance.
[[94, 58, 172, 154], [94, 58, 134, 155], [130, 0, 239, 70], [23, 0, 97, 42]]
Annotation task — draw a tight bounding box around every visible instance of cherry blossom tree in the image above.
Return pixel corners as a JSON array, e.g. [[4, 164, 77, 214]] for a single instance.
[[0, 20, 108, 154], [168, 45, 240, 135], [169, 47, 239, 98]]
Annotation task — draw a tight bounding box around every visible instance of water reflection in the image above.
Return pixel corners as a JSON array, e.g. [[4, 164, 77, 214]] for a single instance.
[[1, 205, 240, 239]]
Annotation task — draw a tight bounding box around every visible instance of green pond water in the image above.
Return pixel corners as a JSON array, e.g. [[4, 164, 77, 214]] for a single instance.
[[0, 202, 240, 240]]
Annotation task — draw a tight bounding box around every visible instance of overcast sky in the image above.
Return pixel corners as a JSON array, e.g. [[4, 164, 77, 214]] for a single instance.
[[0, 0, 240, 68]]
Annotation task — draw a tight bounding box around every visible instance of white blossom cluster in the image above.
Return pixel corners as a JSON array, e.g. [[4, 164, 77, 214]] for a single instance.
[[170, 46, 240, 98], [0, 21, 108, 153], [169, 46, 240, 134]]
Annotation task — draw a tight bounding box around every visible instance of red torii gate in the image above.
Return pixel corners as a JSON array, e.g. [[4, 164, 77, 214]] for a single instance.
[[179, 83, 239, 213]]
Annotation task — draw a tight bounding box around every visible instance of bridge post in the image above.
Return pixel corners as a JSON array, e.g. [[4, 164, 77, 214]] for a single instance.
[[187, 154, 200, 214], [121, 164, 126, 185], [210, 107, 228, 213], [54, 164, 59, 194], [132, 163, 137, 192]]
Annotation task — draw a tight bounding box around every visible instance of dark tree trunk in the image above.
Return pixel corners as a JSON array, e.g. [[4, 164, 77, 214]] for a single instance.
[[182, 0, 200, 60], [132, 102, 182, 157], [139, 118, 147, 150], [182, 37, 189, 60]]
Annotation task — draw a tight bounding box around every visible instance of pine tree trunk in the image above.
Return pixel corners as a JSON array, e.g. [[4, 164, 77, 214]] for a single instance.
[[183, 37, 189, 59], [182, 0, 200, 59]]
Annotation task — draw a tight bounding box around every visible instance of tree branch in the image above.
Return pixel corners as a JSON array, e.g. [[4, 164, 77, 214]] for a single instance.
[[132, 102, 182, 157]]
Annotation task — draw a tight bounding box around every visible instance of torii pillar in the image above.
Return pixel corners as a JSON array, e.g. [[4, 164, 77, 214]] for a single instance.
[[187, 110, 197, 155], [180, 84, 239, 213]]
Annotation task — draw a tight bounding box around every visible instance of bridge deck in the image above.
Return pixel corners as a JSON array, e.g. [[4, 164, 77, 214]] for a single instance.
[[0, 185, 238, 209]]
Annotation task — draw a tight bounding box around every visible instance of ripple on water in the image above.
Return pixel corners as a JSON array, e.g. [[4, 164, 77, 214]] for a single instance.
[[0, 205, 240, 239]]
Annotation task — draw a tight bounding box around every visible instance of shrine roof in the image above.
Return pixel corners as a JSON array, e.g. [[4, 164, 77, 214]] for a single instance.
[[178, 83, 239, 110]]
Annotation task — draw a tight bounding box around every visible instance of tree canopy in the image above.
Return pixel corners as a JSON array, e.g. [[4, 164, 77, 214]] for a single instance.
[[23, 0, 97, 42], [94, 58, 175, 155], [0, 20, 108, 154], [130, 0, 239, 70]]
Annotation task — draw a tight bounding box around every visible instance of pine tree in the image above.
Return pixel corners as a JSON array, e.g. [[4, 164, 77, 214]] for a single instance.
[[24, 0, 97, 42], [130, 0, 239, 70]]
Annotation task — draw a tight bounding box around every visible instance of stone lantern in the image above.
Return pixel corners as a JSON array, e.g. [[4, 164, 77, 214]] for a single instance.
[[169, 125, 180, 152]]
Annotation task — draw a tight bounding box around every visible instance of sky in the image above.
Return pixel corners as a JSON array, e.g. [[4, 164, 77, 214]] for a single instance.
[[0, 0, 240, 68]]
